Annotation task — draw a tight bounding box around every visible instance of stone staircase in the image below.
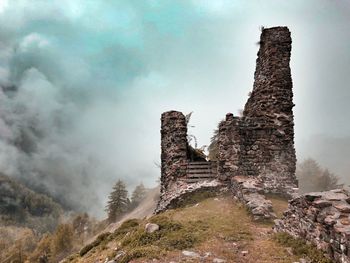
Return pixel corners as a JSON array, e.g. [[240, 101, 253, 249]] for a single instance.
[[185, 161, 217, 183]]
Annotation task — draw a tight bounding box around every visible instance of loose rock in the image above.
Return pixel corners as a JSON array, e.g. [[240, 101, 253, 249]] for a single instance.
[[145, 223, 159, 233], [182, 250, 200, 258]]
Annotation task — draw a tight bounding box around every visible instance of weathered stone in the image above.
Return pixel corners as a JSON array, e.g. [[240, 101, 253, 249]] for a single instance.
[[145, 223, 159, 233], [217, 27, 297, 197], [155, 180, 224, 214], [182, 250, 200, 258], [159, 111, 188, 193], [213, 258, 226, 263], [275, 189, 350, 263]]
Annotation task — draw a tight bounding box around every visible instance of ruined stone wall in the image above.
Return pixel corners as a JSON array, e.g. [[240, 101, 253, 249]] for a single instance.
[[217, 113, 241, 182], [160, 111, 188, 195], [218, 26, 297, 195], [275, 189, 350, 263]]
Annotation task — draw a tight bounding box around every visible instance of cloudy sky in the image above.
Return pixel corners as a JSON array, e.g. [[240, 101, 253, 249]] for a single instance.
[[0, 0, 349, 216]]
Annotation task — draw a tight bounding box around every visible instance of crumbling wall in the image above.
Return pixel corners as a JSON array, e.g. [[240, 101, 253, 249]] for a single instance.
[[159, 111, 188, 196], [218, 26, 297, 195], [275, 189, 350, 263], [157, 27, 298, 216], [156, 111, 223, 213]]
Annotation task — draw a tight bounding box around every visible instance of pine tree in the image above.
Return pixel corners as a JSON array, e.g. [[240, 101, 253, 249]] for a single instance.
[[131, 183, 147, 209], [105, 180, 129, 222]]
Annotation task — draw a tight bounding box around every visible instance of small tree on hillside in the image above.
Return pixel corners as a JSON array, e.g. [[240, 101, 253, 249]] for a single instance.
[[51, 224, 74, 258], [131, 183, 147, 209], [105, 180, 129, 222]]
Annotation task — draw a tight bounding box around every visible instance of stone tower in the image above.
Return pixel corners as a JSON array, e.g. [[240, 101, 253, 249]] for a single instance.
[[160, 111, 188, 195], [218, 26, 297, 194]]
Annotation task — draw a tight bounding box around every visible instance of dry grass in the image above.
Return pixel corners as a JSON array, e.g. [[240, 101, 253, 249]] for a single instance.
[[265, 194, 289, 219], [67, 193, 305, 263]]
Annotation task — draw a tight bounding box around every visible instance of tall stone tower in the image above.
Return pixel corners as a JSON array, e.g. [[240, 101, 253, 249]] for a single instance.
[[218, 26, 297, 194], [244, 27, 294, 120]]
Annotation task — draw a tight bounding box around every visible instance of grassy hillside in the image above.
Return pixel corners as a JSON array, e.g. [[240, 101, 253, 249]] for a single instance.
[[62, 193, 327, 263]]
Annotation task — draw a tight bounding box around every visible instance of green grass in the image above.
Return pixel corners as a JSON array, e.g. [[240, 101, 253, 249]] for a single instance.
[[119, 246, 165, 263], [79, 232, 110, 256], [71, 195, 302, 263], [265, 194, 289, 219], [120, 214, 207, 250], [172, 189, 219, 208], [273, 232, 332, 263]]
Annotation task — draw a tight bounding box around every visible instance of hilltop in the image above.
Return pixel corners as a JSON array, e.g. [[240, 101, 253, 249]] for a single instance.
[[63, 193, 329, 263]]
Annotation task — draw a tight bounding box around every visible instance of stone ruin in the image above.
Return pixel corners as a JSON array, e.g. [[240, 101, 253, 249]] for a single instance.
[[156, 26, 297, 215], [275, 190, 350, 263], [155, 26, 349, 262], [218, 26, 297, 194], [218, 26, 298, 220], [156, 111, 223, 213]]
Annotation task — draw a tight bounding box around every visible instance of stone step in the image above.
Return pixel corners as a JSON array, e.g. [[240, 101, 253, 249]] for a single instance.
[[187, 167, 212, 170], [185, 178, 216, 183], [187, 167, 212, 171], [187, 174, 217, 178], [187, 168, 214, 173], [188, 163, 213, 167], [188, 161, 211, 165]]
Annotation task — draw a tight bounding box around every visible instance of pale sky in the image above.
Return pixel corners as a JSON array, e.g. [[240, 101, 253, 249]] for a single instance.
[[0, 0, 349, 216]]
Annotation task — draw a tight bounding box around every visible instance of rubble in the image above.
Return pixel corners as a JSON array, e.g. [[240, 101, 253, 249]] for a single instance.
[[231, 176, 275, 220], [275, 189, 350, 263]]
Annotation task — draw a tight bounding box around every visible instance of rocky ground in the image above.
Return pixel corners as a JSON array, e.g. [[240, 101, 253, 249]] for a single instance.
[[62, 193, 326, 263]]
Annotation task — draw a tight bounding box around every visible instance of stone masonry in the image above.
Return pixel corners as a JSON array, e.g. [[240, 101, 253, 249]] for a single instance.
[[157, 27, 298, 218], [218, 27, 297, 195], [160, 111, 188, 195], [275, 189, 350, 263], [156, 111, 223, 213]]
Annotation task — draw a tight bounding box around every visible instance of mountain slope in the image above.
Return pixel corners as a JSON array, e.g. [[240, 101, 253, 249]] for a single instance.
[[0, 174, 62, 233]]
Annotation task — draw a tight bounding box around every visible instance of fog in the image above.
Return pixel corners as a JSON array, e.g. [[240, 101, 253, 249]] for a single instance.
[[0, 0, 349, 217]]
